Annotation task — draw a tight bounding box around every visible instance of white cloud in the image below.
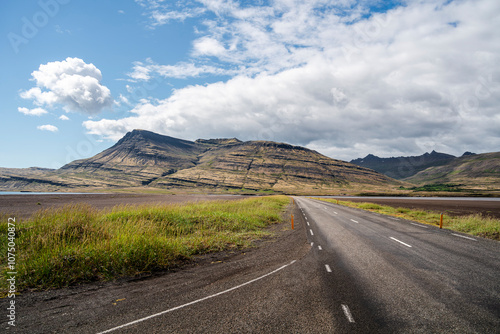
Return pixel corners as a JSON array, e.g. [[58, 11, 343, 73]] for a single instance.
[[20, 57, 113, 115], [59, 115, 70, 121], [98, 0, 500, 160], [37, 124, 59, 132], [18, 107, 48, 116], [136, 0, 206, 26], [127, 59, 232, 80]]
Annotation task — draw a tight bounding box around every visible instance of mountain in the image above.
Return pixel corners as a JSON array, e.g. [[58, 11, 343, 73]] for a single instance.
[[0, 130, 399, 194], [350, 151, 457, 179], [404, 152, 500, 190]]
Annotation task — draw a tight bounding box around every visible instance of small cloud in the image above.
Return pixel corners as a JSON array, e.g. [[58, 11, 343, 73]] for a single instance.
[[20, 57, 113, 115], [55, 24, 71, 34], [59, 115, 70, 121], [37, 124, 59, 132], [119, 94, 130, 105], [118, 9, 125, 14], [18, 107, 48, 116]]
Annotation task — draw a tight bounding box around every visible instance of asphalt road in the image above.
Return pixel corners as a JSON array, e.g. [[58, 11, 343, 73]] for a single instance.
[[295, 196, 500, 333], [8, 197, 500, 333]]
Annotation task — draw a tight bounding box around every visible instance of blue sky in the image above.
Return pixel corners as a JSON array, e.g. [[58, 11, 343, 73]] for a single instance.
[[1, 0, 499, 168]]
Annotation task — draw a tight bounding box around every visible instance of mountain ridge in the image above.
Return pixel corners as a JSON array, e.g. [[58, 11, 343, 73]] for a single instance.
[[0, 130, 400, 194], [350, 150, 460, 179], [404, 151, 500, 190]]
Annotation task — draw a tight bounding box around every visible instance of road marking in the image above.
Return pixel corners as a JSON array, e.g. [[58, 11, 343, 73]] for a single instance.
[[310, 229, 314, 236], [388, 217, 399, 220], [333, 211, 338, 214], [97, 260, 297, 334], [452, 233, 477, 241], [318, 245, 322, 250], [306, 221, 310, 226], [350, 219, 359, 224], [389, 237, 412, 248], [341, 304, 355, 323], [325, 264, 332, 272], [411, 222, 428, 229]]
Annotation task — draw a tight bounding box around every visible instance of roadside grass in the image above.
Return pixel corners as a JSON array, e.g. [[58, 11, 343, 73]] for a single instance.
[[313, 198, 500, 241], [0, 196, 289, 294]]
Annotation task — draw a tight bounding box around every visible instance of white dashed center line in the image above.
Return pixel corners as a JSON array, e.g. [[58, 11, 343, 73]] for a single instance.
[[309, 229, 314, 236], [325, 264, 332, 272], [350, 219, 359, 224], [341, 304, 355, 323], [389, 237, 412, 248], [318, 245, 322, 250]]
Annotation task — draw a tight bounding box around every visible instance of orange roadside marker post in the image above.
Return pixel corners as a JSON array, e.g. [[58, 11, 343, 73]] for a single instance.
[[439, 213, 443, 229], [291, 214, 294, 230]]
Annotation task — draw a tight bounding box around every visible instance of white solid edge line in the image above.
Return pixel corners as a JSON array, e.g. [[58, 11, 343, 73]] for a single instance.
[[342, 304, 355, 323], [325, 264, 332, 272], [97, 260, 297, 334], [452, 233, 477, 241], [410, 223, 428, 229], [350, 219, 359, 224], [389, 237, 412, 248]]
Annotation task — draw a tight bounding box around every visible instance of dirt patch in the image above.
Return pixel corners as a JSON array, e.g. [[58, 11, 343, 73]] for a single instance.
[[331, 197, 500, 219], [0, 193, 250, 220]]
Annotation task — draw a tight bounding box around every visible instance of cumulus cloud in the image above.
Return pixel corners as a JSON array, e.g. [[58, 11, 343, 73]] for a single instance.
[[59, 115, 70, 121], [20, 57, 113, 115], [91, 0, 500, 160], [18, 107, 48, 116], [37, 124, 59, 132]]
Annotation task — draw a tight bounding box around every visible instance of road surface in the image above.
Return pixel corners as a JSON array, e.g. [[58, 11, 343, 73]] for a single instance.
[[8, 197, 500, 333]]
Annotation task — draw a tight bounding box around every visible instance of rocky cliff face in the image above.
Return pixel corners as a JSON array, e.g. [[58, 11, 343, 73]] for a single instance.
[[0, 130, 399, 193], [350, 151, 457, 179], [404, 152, 500, 190]]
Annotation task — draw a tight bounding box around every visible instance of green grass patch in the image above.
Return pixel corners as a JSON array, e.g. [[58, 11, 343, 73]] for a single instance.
[[0, 196, 290, 293], [313, 198, 500, 241], [399, 183, 465, 192]]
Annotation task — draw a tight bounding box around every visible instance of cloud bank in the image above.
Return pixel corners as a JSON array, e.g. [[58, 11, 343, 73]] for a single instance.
[[86, 0, 500, 160], [20, 57, 113, 115]]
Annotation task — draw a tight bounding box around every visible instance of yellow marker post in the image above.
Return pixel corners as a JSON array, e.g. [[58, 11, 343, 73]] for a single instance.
[[291, 214, 294, 230], [439, 213, 443, 229]]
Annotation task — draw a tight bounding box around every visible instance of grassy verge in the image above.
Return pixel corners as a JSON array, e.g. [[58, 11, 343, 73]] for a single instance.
[[0, 196, 290, 294], [313, 198, 500, 241]]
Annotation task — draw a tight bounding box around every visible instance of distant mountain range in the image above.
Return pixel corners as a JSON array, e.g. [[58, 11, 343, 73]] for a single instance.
[[350, 151, 475, 179], [405, 152, 500, 190], [350, 150, 500, 193], [0, 130, 399, 194]]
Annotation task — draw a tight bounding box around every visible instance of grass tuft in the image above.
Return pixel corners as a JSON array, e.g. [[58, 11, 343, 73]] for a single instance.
[[0, 196, 289, 293]]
